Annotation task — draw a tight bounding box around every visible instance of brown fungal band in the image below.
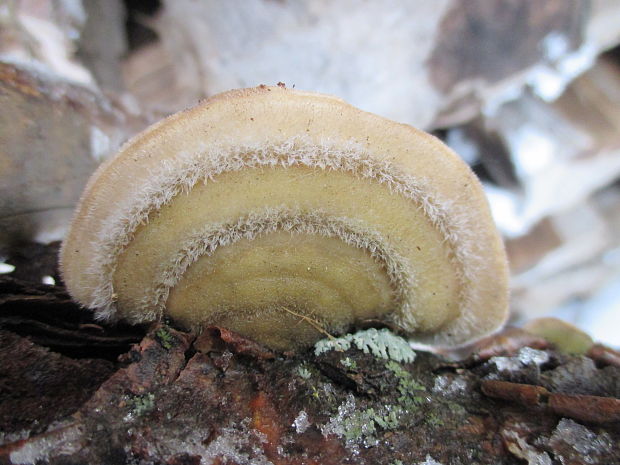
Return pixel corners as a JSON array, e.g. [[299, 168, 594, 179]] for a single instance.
[[60, 86, 509, 350]]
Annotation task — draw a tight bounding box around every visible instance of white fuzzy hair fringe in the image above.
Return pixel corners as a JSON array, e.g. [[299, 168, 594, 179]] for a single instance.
[[85, 137, 484, 344]]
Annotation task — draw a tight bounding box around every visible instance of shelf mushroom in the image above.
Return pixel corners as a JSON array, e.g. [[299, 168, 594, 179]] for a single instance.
[[60, 86, 509, 351]]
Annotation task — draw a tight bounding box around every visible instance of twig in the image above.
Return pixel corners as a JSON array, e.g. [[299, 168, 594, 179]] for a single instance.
[[280, 307, 335, 340]]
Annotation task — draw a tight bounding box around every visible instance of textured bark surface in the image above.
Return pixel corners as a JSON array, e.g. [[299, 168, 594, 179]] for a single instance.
[[0, 274, 145, 361], [0, 273, 619, 465], [0, 330, 114, 437]]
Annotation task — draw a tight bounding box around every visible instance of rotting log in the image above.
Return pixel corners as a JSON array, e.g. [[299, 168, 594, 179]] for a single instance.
[[0, 276, 619, 465]]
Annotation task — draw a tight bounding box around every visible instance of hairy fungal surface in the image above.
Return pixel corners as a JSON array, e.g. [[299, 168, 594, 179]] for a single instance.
[[61, 86, 509, 349]]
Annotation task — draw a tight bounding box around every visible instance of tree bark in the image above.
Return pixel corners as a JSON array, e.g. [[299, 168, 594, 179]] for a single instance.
[[0, 272, 619, 465]]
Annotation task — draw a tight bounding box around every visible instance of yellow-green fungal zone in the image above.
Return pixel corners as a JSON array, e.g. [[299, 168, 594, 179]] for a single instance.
[[61, 86, 509, 350], [523, 317, 593, 355]]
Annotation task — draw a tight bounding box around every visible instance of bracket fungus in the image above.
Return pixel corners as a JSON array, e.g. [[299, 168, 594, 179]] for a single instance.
[[60, 86, 509, 351]]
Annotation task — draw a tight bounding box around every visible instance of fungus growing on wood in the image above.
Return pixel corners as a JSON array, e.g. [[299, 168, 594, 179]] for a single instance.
[[523, 317, 593, 355], [60, 86, 509, 351]]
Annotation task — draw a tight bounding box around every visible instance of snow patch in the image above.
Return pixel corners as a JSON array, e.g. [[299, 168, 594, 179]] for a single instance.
[[0, 263, 15, 274], [503, 429, 552, 465], [10, 424, 84, 465], [550, 418, 614, 462], [490, 347, 549, 373], [90, 126, 111, 162], [432, 375, 468, 397], [416, 454, 444, 465]]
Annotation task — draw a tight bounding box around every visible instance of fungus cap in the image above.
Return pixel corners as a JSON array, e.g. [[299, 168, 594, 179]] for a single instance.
[[60, 86, 509, 350], [523, 318, 593, 355]]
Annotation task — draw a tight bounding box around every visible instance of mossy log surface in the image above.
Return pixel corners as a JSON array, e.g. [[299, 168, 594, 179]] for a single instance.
[[0, 248, 619, 464]]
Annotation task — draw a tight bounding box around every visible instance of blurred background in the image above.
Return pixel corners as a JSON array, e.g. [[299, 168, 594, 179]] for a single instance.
[[1, 0, 619, 347]]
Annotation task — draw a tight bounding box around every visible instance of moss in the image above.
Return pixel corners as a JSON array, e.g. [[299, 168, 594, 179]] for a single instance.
[[341, 406, 401, 441], [307, 381, 338, 409], [444, 401, 468, 417], [155, 327, 174, 350], [373, 407, 401, 430], [340, 357, 357, 371], [310, 332, 432, 449], [342, 408, 379, 442], [385, 360, 426, 409], [321, 395, 404, 446], [128, 393, 155, 417], [314, 328, 416, 363], [317, 358, 429, 447], [425, 412, 444, 428]]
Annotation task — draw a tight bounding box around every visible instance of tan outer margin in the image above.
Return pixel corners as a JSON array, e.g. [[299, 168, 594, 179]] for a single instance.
[[60, 85, 509, 348]]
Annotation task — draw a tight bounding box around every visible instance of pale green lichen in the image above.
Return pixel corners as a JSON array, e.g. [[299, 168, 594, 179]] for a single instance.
[[320, 355, 427, 450], [314, 331, 427, 450], [314, 328, 416, 363], [296, 365, 312, 380]]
